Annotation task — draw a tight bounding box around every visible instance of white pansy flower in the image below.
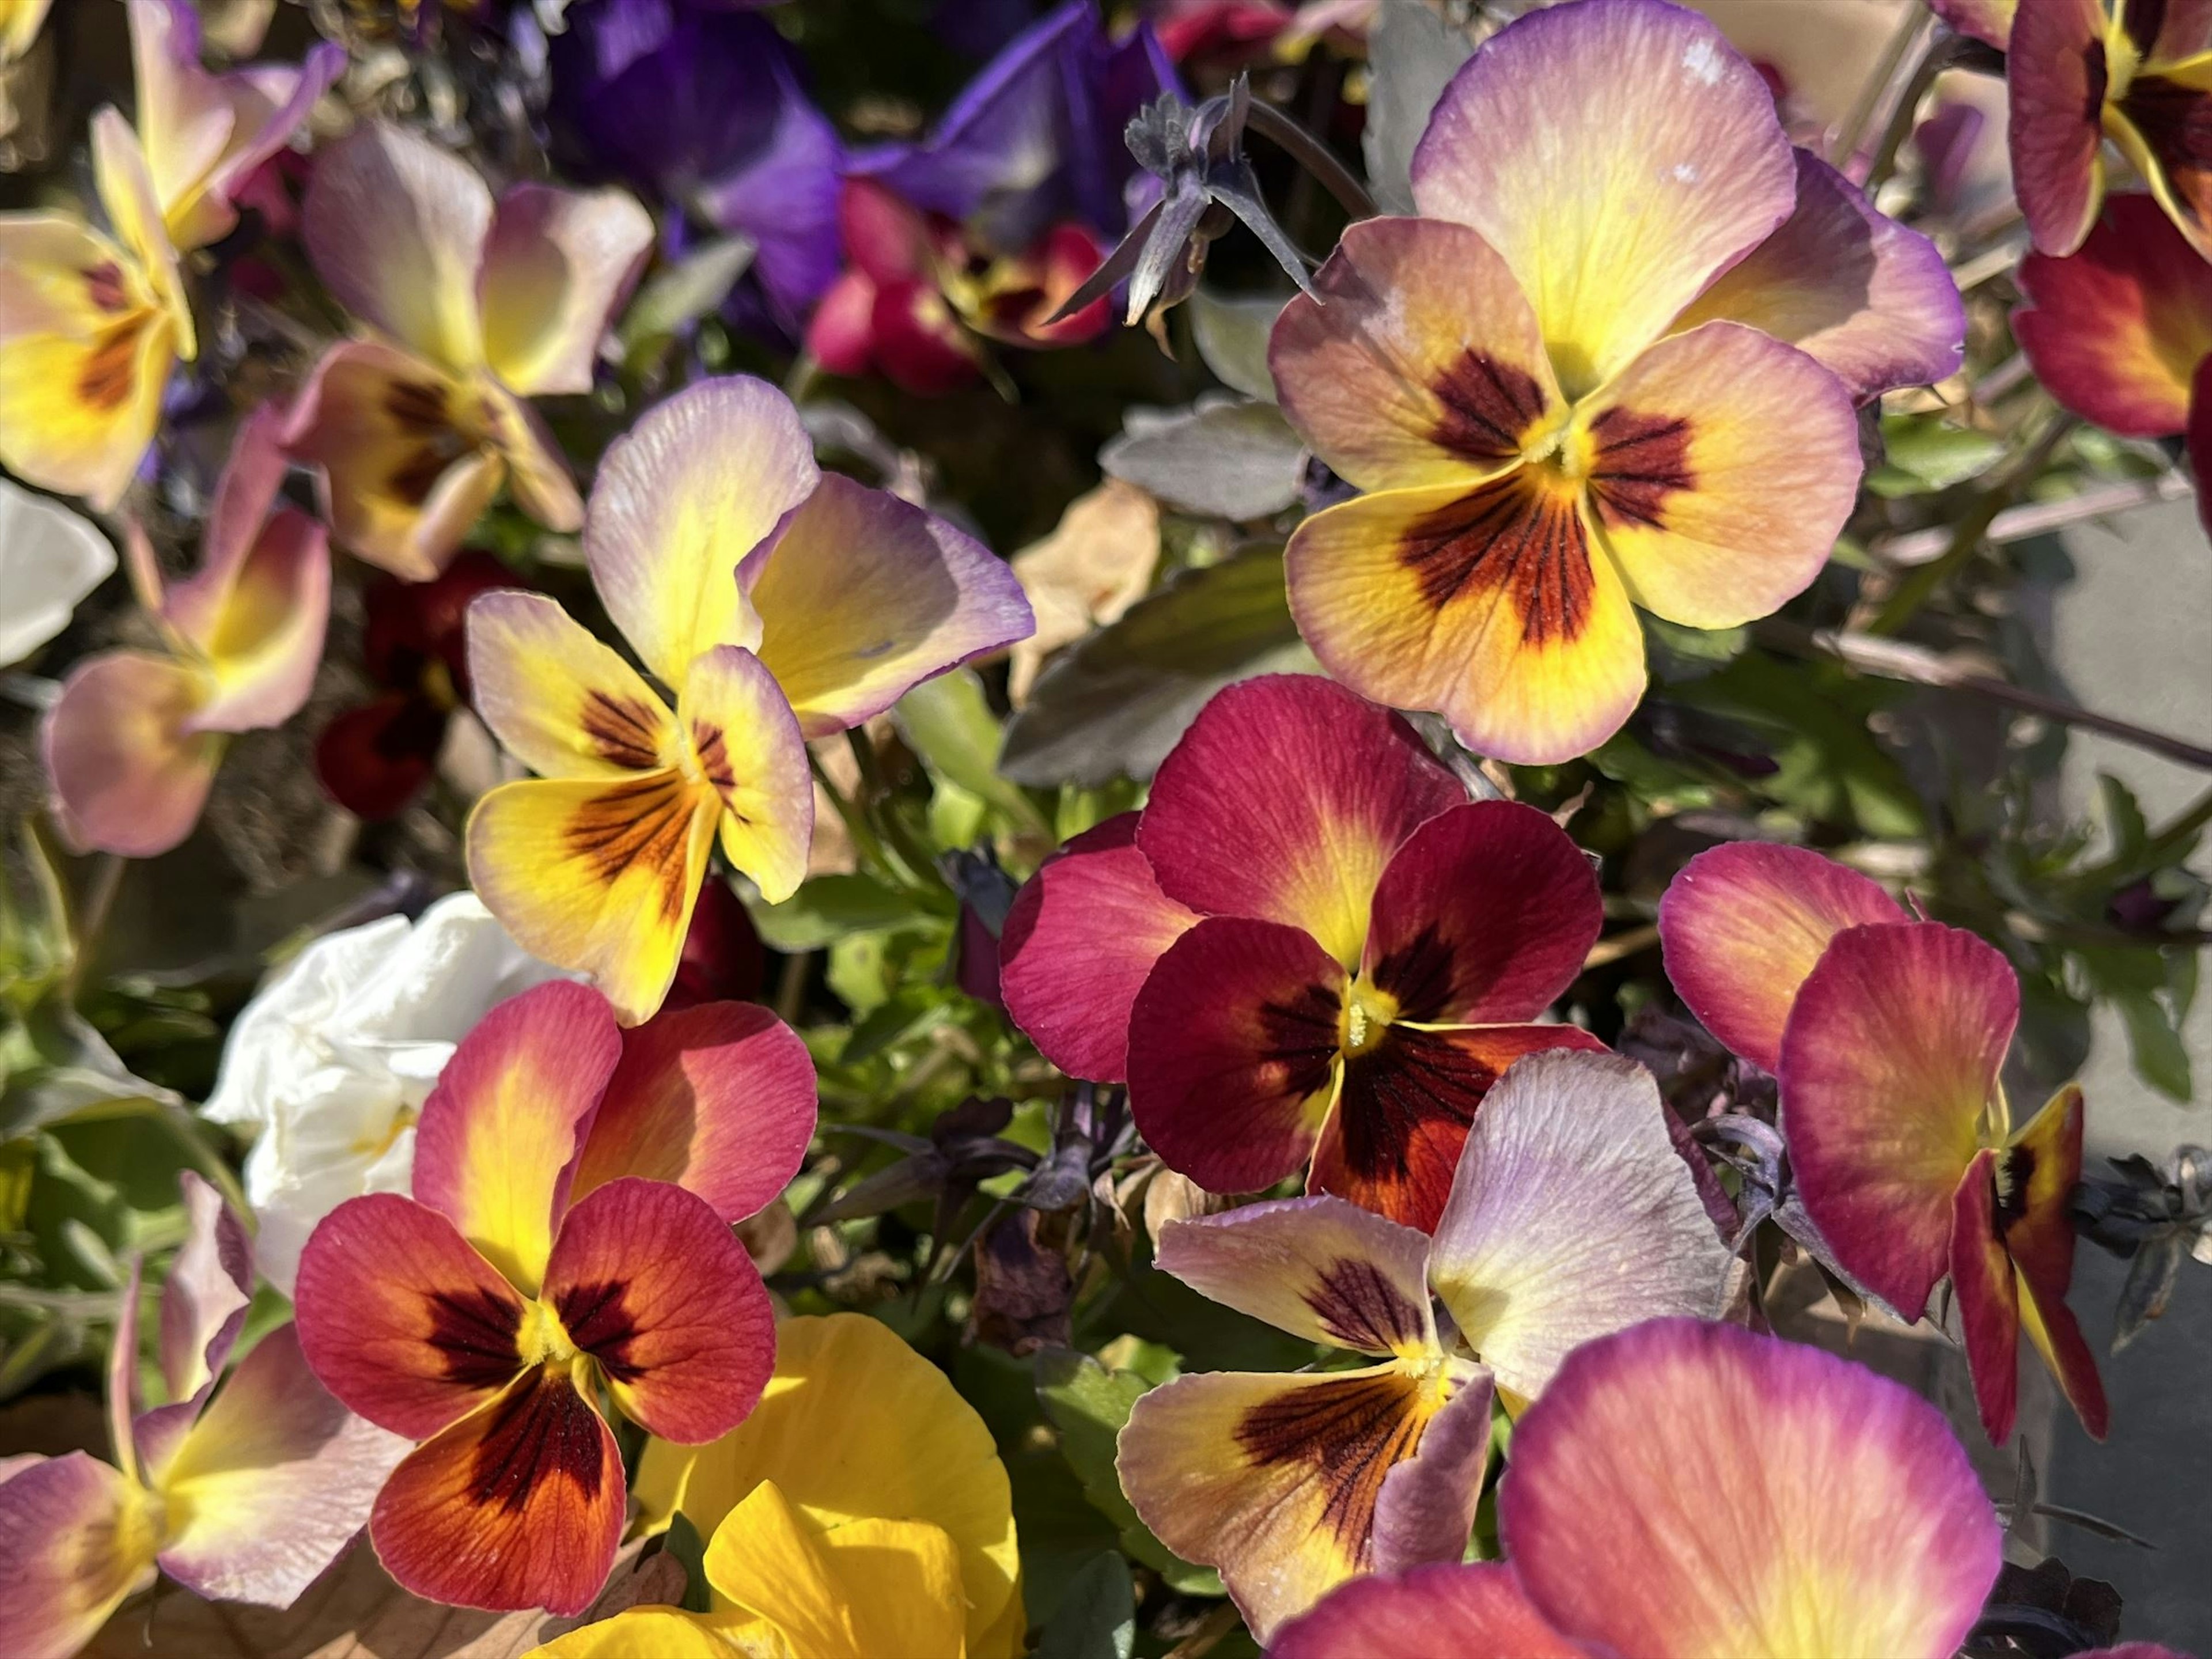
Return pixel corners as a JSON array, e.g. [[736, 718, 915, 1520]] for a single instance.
[[0, 478, 116, 666], [202, 892, 575, 1291]]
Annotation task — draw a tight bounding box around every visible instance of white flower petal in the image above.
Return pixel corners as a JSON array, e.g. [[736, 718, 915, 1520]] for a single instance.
[[0, 479, 117, 666]]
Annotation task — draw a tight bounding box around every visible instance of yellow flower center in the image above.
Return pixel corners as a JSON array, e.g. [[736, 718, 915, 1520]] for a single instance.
[[1339, 976, 1400, 1058], [349, 1103, 420, 1161], [517, 1298, 579, 1370]]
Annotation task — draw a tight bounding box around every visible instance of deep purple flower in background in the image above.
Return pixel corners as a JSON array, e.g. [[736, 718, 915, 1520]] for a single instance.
[[546, 0, 843, 331]]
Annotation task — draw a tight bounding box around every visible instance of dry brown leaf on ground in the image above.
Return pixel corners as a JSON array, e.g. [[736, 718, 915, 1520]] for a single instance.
[[1007, 479, 1161, 704]]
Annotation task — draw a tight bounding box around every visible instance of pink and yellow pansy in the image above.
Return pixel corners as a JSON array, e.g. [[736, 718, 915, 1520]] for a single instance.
[[2013, 191, 2212, 533], [464, 374, 1032, 1026], [0, 0, 335, 506], [1268, 1318, 2004, 1659], [286, 120, 653, 580], [1001, 674, 1605, 1231], [0, 1173, 407, 1659], [552, 1313, 1025, 1658], [1659, 841, 2108, 1444], [1268, 0, 1961, 764], [41, 404, 331, 857], [293, 979, 817, 1613], [1116, 1050, 1730, 1639], [2008, 0, 2212, 259]]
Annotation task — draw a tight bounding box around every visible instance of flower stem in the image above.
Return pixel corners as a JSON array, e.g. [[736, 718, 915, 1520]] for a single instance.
[[1243, 97, 1377, 221]]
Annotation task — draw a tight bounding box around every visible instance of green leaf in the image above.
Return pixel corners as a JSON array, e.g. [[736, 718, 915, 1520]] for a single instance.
[[2114, 986, 2193, 1101], [1035, 1349, 1223, 1596], [895, 670, 1048, 833], [1642, 616, 1749, 685], [1189, 290, 1286, 403], [618, 236, 756, 359], [1866, 415, 2008, 498], [749, 874, 934, 953], [1100, 401, 1306, 521], [660, 1513, 715, 1614], [1036, 1553, 1136, 1659], [1001, 546, 1317, 787]]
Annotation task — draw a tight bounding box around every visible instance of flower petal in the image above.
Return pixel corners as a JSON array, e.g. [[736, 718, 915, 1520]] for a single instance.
[[2007, 0, 2112, 257], [1126, 915, 1343, 1197], [1362, 800, 1602, 1025], [2110, 55, 2212, 261], [679, 645, 814, 907], [1271, 1563, 1580, 1659], [153, 1324, 410, 1606], [1670, 150, 1964, 400], [370, 1368, 624, 1616], [634, 1313, 1020, 1656], [302, 120, 493, 369], [477, 183, 653, 397], [1575, 321, 1860, 630], [1285, 477, 1648, 768], [1137, 675, 1463, 969], [0, 478, 116, 666], [187, 506, 331, 734], [541, 1176, 775, 1444], [2014, 191, 2212, 437], [1502, 1320, 2002, 1659], [1269, 215, 1564, 492], [531, 1608, 757, 1658], [1409, 0, 1797, 396], [468, 589, 681, 781], [1118, 1362, 1461, 1639], [410, 979, 622, 1291], [293, 1192, 527, 1439], [748, 473, 1035, 737], [1950, 1148, 2025, 1445], [465, 774, 722, 1027], [284, 340, 504, 582], [1657, 841, 1904, 1073], [1425, 1050, 1732, 1403], [1780, 921, 2013, 1320], [999, 813, 1200, 1084], [41, 649, 221, 859], [1310, 1022, 1611, 1234], [2000, 1084, 2108, 1438], [1153, 1194, 1437, 1357], [156, 1168, 252, 1410], [0, 1452, 154, 1659], [570, 1002, 817, 1223], [584, 376, 819, 688], [1369, 1365, 1495, 1576]]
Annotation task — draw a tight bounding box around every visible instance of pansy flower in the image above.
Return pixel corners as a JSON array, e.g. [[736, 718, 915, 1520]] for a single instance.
[[1268, 1318, 2004, 1659], [41, 405, 330, 858], [1000, 674, 1605, 1230], [2013, 192, 2212, 534], [1268, 0, 1961, 764], [0, 1173, 407, 1659], [286, 122, 653, 581], [463, 374, 1031, 1025], [1116, 1050, 1732, 1639], [294, 979, 817, 1613], [315, 550, 519, 819], [0, 0, 335, 506], [2008, 0, 2212, 258], [1659, 840, 2108, 1444], [603, 1313, 1025, 1657]]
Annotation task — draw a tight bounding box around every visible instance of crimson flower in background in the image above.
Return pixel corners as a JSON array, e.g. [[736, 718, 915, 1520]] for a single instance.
[[1659, 841, 2108, 1444], [1270, 1319, 2005, 1659], [294, 980, 817, 1612], [315, 550, 517, 820], [2013, 192, 2212, 535], [999, 675, 1605, 1231]]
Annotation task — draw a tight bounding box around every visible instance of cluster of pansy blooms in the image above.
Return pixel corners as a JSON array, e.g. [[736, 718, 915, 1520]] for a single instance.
[[1, 0, 2207, 1650]]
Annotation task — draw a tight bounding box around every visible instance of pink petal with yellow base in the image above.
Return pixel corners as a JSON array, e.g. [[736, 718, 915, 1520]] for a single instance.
[[1126, 915, 1342, 1196], [1780, 921, 2016, 1319], [2008, 0, 2112, 257], [680, 645, 814, 906], [584, 377, 819, 688], [1137, 675, 1462, 969], [2014, 192, 2212, 437], [1270, 1563, 1581, 1659], [1269, 215, 1565, 492], [1426, 1051, 1732, 1404], [569, 1001, 818, 1222], [476, 183, 654, 398], [0, 1451, 156, 1659], [1153, 1195, 1436, 1357], [1671, 150, 1964, 400], [183, 506, 330, 733], [153, 1324, 410, 1606], [1410, 0, 1796, 396], [156, 1169, 252, 1409], [1502, 1319, 2002, 1659], [467, 589, 682, 782], [1658, 841, 1904, 1072], [41, 650, 221, 858], [294, 1192, 528, 1438], [410, 980, 622, 1290], [747, 473, 1035, 738], [1950, 1147, 2028, 1444], [540, 1176, 775, 1444], [999, 813, 1199, 1083], [370, 1367, 624, 1616]]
